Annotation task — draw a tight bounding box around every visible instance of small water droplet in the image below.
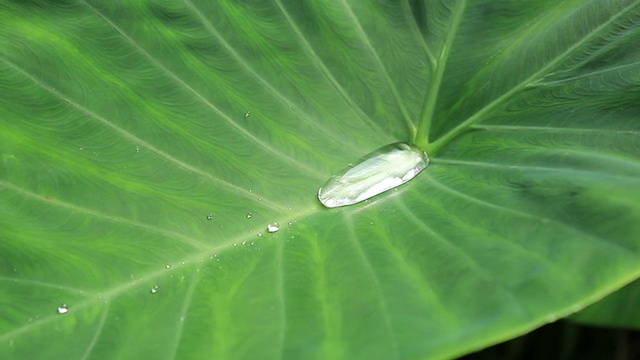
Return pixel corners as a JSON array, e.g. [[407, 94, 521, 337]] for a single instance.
[[267, 222, 280, 233], [287, 221, 293, 226], [56, 304, 69, 314], [165, 264, 172, 269], [206, 214, 213, 220], [135, 145, 140, 153], [318, 142, 428, 208], [150, 285, 158, 294], [244, 110, 251, 118], [257, 232, 263, 237], [246, 212, 253, 219]]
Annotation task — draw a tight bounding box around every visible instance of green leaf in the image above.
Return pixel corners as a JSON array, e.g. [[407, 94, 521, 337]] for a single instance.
[[1, 0, 639, 359], [570, 278, 640, 329]]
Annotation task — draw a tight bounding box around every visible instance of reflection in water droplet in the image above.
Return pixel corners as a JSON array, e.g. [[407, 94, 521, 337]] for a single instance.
[[150, 285, 158, 294], [267, 222, 280, 233], [244, 110, 251, 118], [56, 304, 69, 314], [318, 142, 429, 208], [206, 214, 213, 220], [246, 212, 253, 219]]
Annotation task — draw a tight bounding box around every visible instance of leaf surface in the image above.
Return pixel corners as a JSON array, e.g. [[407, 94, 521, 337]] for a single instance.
[[1, 0, 639, 359]]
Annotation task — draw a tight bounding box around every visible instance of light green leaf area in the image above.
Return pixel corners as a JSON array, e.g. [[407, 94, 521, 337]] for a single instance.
[[570, 278, 640, 329], [1, 0, 639, 359]]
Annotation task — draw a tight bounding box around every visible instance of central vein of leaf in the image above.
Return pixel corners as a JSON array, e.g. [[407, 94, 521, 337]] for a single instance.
[[414, 0, 467, 153]]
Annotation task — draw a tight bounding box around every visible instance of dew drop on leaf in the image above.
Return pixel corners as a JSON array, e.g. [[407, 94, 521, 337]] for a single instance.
[[56, 304, 69, 314], [206, 214, 213, 220], [318, 142, 428, 208], [267, 222, 280, 233], [150, 285, 158, 294], [244, 110, 251, 118], [165, 264, 172, 269], [246, 212, 253, 219]]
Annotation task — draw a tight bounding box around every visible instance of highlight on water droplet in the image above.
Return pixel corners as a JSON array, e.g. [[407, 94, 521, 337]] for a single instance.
[[267, 222, 280, 233], [56, 304, 69, 314], [150, 285, 158, 294], [318, 142, 429, 208]]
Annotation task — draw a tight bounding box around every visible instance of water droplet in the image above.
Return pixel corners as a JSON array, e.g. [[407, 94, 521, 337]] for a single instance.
[[56, 304, 69, 314], [165, 264, 172, 269], [257, 232, 263, 237], [267, 222, 280, 233], [246, 212, 253, 219], [150, 285, 158, 294], [244, 110, 251, 118], [318, 142, 428, 208], [206, 214, 213, 220], [135, 145, 140, 153], [287, 221, 293, 226]]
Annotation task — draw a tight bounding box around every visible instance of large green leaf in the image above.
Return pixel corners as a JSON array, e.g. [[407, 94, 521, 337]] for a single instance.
[[570, 278, 640, 329], [1, 0, 639, 359]]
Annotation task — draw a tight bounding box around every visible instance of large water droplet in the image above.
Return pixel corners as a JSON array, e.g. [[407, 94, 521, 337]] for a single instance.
[[56, 304, 69, 314], [318, 143, 428, 208], [267, 222, 280, 233]]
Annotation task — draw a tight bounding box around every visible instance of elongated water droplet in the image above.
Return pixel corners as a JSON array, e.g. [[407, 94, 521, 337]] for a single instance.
[[267, 222, 280, 233], [318, 143, 428, 208], [56, 304, 69, 314]]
